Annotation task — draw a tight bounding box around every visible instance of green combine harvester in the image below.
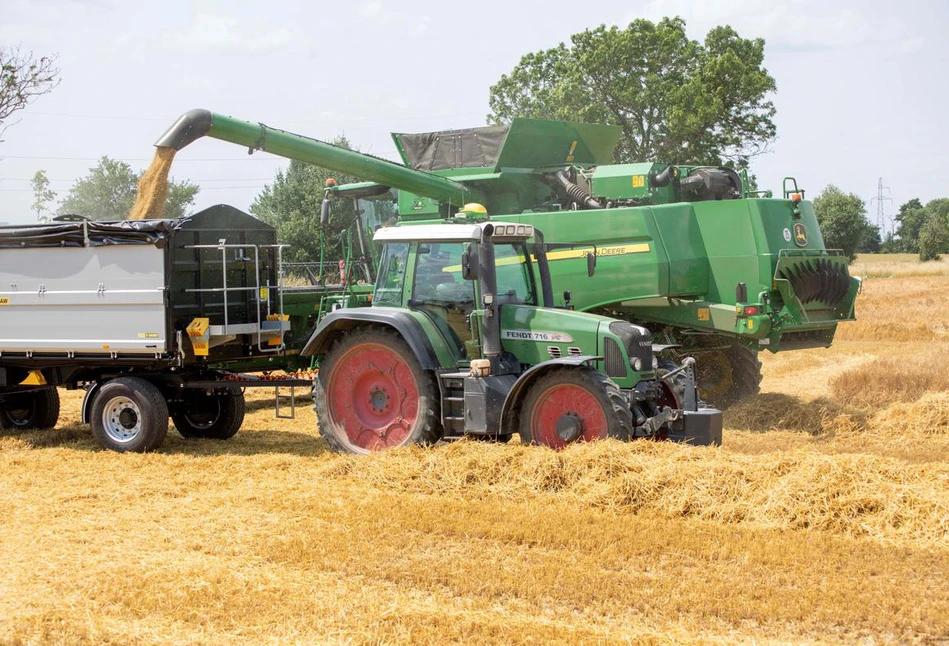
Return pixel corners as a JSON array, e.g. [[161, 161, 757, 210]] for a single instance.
[[156, 110, 859, 407]]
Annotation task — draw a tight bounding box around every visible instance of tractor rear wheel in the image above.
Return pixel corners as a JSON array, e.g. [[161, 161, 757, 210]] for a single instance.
[[518, 368, 631, 449], [0, 388, 60, 431], [695, 342, 762, 409], [171, 391, 245, 440], [313, 327, 440, 454]]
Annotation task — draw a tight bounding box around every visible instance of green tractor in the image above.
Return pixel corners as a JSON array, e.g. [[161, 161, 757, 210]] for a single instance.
[[155, 110, 860, 408], [298, 218, 721, 452]]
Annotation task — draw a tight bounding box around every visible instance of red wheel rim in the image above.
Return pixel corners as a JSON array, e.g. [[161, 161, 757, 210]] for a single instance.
[[325, 343, 420, 451], [529, 383, 608, 449]]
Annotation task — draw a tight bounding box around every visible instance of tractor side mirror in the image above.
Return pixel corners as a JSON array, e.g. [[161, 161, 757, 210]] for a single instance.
[[462, 243, 480, 280], [320, 198, 331, 225], [586, 248, 597, 277]]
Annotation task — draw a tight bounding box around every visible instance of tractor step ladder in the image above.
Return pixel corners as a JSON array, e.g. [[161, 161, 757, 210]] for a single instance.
[[438, 371, 469, 435]]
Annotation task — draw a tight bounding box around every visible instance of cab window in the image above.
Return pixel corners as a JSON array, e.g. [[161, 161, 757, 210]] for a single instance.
[[374, 242, 409, 306], [494, 243, 536, 305]]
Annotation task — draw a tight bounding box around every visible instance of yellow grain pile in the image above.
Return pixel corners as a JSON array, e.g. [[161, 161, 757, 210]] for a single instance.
[[127, 146, 176, 220]]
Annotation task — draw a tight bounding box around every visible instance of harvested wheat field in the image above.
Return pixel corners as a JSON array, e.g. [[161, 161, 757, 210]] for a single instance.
[[2, 254, 949, 645]]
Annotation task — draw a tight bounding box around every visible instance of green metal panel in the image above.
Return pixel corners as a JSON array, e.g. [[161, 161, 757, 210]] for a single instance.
[[494, 118, 621, 170], [590, 163, 661, 200]]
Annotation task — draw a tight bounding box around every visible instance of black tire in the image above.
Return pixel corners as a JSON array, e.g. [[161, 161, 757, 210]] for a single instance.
[[518, 367, 632, 448], [313, 326, 440, 454], [695, 341, 762, 409], [171, 391, 245, 440], [0, 388, 60, 431], [90, 377, 168, 453]]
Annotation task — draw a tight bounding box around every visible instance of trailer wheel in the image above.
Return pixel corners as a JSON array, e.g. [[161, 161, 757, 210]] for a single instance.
[[696, 342, 762, 409], [519, 368, 632, 449], [171, 391, 245, 440], [0, 388, 60, 431], [313, 327, 440, 454], [90, 377, 168, 453]]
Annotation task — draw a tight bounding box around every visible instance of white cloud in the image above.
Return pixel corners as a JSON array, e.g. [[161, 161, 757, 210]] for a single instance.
[[360, 1, 383, 18], [413, 15, 432, 36], [900, 36, 925, 53], [158, 13, 303, 54]]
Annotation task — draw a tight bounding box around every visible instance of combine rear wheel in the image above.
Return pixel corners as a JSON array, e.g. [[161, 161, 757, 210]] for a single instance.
[[0, 388, 60, 431], [695, 342, 762, 409], [172, 391, 245, 440], [90, 377, 168, 453], [519, 368, 631, 449], [313, 327, 440, 454]]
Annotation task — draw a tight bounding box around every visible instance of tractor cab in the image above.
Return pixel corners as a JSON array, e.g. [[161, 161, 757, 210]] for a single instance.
[[303, 221, 722, 453]]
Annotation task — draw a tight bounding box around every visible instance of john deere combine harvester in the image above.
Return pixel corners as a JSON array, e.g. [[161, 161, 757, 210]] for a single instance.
[[156, 110, 859, 408]]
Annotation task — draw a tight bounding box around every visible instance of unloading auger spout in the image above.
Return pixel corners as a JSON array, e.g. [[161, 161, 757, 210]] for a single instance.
[[154, 109, 478, 209]]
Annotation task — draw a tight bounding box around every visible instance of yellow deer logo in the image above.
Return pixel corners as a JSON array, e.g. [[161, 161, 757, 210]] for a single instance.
[[793, 222, 808, 247]]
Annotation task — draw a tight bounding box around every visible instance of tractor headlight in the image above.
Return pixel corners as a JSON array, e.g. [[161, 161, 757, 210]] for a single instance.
[[652, 356, 659, 370], [631, 357, 642, 371]]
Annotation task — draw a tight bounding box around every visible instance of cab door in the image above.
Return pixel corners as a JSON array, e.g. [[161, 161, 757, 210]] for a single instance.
[[408, 242, 479, 362]]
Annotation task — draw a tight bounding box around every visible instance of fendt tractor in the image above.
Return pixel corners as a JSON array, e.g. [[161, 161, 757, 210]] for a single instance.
[[157, 109, 860, 407], [304, 219, 721, 452]]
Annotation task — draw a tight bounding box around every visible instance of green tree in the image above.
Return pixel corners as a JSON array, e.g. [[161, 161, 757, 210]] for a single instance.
[[250, 136, 394, 268], [58, 156, 198, 220], [893, 198, 925, 252], [858, 223, 881, 253], [487, 17, 777, 166], [918, 213, 949, 261], [924, 197, 949, 227], [813, 185, 870, 263], [0, 45, 59, 141], [30, 169, 56, 222]]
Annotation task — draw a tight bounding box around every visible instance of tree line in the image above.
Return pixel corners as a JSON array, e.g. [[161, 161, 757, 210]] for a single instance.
[[813, 186, 949, 263]]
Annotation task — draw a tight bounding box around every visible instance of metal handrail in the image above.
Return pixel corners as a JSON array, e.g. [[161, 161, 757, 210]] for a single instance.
[[183, 242, 290, 353]]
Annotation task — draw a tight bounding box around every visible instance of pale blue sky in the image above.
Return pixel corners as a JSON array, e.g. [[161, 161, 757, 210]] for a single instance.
[[1, 0, 946, 232]]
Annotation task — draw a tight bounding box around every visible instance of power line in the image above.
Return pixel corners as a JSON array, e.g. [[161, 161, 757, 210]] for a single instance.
[[0, 176, 275, 182], [24, 110, 485, 124], [0, 155, 283, 161], [0, 151, 400, 162], [0, 185, 266, 192]]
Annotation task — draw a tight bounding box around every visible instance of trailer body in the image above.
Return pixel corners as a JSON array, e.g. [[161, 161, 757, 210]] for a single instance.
[[0, 206, 326, 451]]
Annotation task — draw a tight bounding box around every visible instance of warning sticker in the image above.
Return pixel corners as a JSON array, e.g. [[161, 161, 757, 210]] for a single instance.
[[0, 297, 9, 305]]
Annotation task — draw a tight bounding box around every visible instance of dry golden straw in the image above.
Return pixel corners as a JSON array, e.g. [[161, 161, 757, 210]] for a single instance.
[[3, 253, 949, 643]]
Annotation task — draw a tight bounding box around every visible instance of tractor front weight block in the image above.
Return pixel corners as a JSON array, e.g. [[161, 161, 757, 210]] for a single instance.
[[667, 408, 723, 446]]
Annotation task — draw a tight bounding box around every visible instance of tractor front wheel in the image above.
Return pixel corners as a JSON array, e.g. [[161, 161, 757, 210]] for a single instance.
[[313, 327, 440, 454], [519, 368, 631, 449]]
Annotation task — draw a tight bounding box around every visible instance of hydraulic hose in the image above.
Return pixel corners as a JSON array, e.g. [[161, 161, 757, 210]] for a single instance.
[[553, 170, 603, 209]]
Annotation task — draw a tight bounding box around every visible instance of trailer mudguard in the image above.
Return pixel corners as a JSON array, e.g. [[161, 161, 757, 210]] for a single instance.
[[498, 355, 603, 428], [301, 309, 441, 370]]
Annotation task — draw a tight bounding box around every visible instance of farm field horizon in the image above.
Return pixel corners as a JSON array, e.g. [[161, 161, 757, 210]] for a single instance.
[[2, 253, 948, 644]]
